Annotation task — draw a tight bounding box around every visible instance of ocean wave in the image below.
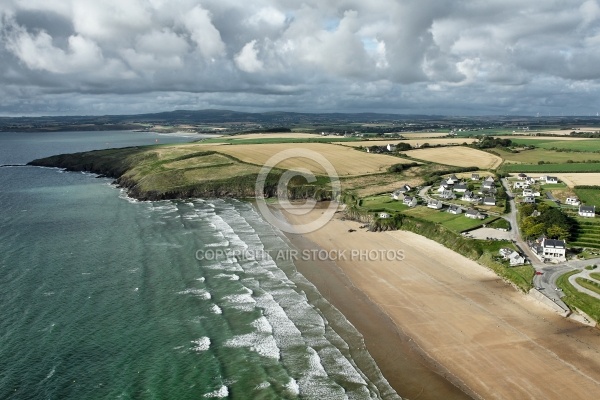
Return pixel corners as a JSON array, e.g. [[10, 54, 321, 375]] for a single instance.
[[210, 304, 222, 314], [203, 385, 228, 398], [177, 288, 211, 300], [191, 337, 211, 352], [214, 273, 240, 281], [225, 332, 280, 360]]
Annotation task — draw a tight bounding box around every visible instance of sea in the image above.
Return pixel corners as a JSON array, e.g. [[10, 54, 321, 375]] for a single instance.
[[0, 131, 398, 399]]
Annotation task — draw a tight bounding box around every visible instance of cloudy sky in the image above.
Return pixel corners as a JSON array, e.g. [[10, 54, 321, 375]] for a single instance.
[[1, 0, 600, 116]]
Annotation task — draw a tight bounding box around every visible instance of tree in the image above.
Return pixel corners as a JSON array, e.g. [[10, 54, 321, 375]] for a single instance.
[[525, 223, 545, 238], [547, 224, 570, 240]]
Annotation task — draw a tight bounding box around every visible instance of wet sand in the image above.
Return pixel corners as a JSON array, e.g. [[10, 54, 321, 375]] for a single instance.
[[277, 204, 600, 400]]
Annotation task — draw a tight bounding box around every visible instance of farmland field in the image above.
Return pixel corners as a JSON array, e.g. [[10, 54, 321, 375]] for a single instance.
[[336, 138, 477, 148], [403, 147, 502, 169], [509, 138, 600, 151], [199, 143, 412, 176], [495, 148, 600, 164], [574, 187, 600, 206]]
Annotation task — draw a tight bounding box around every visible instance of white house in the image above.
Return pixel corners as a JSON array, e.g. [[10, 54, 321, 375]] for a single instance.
[[485, 176, 495, 183], [465, 209, 485, 220], [482, 181, 495, 190], [541, 175, 559, 184], [579, 204, 596, 218], [379, 212, 391, 219], [447, 205, 462, 214], [532, 191, 541, 197], [462, 191, 481, 203], [522, 188, 533, 196], [566, 197, 580, 206], [387, 144, 397, 152], [522, 196, 535, 204], [532, 238, 566, 262], [453, 183, 468, 193], [440, 189, 456, 200], [517, 173, 528, 180], [403, 196, 418, 207], [447, 174, 459, 184], [499, 248, 526, 266], [513, 181, 529, 189], [471, 173, 480, 181], [427, 199, 443, 209], [483, 197, 496, 206], [391, 190, 402, 200], [438, 183, 451, 192]]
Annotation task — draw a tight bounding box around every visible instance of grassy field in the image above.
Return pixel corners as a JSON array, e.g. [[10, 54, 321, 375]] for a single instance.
[[502, 163, 600, 173], [571, 219, 600, 250], [495, 148, 600, 164], [199, 136, 361, 145], [510, 138, 600, 152], [574, 187, 600, 206], [576, 278, 600, 296], [337, 138, 477, 148], [403, 147, 503, 169], [360, 195, 410, 213], [557, 271, 600, 322], [198, 142, 413, 176], [402, 206, 496, 232]]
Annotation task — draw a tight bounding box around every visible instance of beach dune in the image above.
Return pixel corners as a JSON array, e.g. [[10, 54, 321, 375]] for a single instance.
[[281, 205, 600, 400]]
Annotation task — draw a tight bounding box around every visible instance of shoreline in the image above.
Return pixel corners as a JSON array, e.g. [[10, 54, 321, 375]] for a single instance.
[[269, 204, 473, 400], [270, 202, 600, 400]]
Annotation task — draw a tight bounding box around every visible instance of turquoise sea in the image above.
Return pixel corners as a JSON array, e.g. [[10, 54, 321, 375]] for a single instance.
[[0, 131, 398, 399]]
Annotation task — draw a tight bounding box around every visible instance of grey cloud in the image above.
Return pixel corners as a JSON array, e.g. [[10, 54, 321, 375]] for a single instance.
[[0, 0, 600, 116]]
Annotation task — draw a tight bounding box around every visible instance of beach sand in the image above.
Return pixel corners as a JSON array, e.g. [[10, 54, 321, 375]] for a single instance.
[[277, 203, 600, 400]]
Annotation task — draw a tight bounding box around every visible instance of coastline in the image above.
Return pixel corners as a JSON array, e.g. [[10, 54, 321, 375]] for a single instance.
[[269, 204, 473, 400], [270, 202, 600, 400]]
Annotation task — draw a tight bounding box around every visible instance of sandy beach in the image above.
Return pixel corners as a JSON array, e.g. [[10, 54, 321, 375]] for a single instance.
[[278, 204, 600, 400]]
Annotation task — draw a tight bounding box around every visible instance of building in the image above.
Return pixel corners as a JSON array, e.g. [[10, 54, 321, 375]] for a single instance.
[[485, 176, 495, 183], [513, 181, 529, 189], [379, 212, 391, 219], [453, 183, 468, 193], [522, 196, 535, 204], [522, 188, 533, 196], [447, 174, 459, 184], [447, 205, 462, 214], [579, 204, 596, 218], [541, 175, 559, 184], [403, 196, 418, 207], [440, 189, 456, 200], [471, 173, 480, 181], [387, 144, 397, 152], [482, 180, 495, 190], [517, 173, 528, 180], [566, 197, 580, 206], [438, 183, 452, 192], [499, 248, 526, 266], [427, 199, 443, 209], [462, 191, 481, 203], [483, 197, 496, 206], [532, 238, 566, 262], [465, 209, 485, 219]]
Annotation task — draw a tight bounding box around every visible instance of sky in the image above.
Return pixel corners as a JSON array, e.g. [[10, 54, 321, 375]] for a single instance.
[[1, 0, 600, 116]]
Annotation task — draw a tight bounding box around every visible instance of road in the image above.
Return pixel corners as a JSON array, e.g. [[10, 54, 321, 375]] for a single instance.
[[502, 178, 600, 312]]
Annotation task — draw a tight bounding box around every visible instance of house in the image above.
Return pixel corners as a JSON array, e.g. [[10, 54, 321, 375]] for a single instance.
[[522, 196, 535, 204], [440, 189, 456, 200], [480, 186, 497, 196], [453, 183, 468, 193], [513, 181, 529, 189], [541, 175, 559, 184], [483, 197, 496, 206], [387, 144, 397, 152], [522, 188, 533, 196], [485, 176, 495, 183], [566, 197, 580, 206], [532, 191, 541, 197], [447, 174, 459, 184], [579, 204, 596, 218], [427, 199, 443, 209], [399, 184, 411, 193], [462, 191, 481, 203], [532, 238, 566, 262], [403, 196, 418, 207], [482, 180, 495, 189], [517, 173, 528, 180], [447, 205, 462, 214], [499, 248, 526, 266], [465, 209, 485, 219], [525, 177, 536, 185], [471, 173, 480, 181], [438, 182, 452, 192], [379, 212, 391, 219], [391, 190, 402, 200]]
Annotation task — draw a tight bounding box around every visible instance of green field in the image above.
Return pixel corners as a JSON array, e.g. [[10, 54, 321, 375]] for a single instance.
[[402, 206, 496, 232], [495, 147, 600, 165], [576, 278, 600, 296], [502, 163, 600, 173], [574, 187, 600, 206], [360, 195, 410, 213], [571, 219, 600, 249], [510, 138, 600, 152], [557, 271, 600, 322]]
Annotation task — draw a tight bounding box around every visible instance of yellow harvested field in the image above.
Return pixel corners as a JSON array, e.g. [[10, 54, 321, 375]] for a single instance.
[[230, 132, 318, 140], [510, 173, 600, 187], [337, 138, 477, 148], [404, 147, 503, 169], [163, 153, 234, 169], [200, 143, 412, 176]]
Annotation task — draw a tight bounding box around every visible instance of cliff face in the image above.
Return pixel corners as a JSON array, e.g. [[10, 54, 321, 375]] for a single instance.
[[28, 146, 337, 202]]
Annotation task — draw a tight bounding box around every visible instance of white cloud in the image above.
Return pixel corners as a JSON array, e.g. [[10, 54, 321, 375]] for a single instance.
[[182, 5, 225, 60], [234, 40, 263, 73]]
